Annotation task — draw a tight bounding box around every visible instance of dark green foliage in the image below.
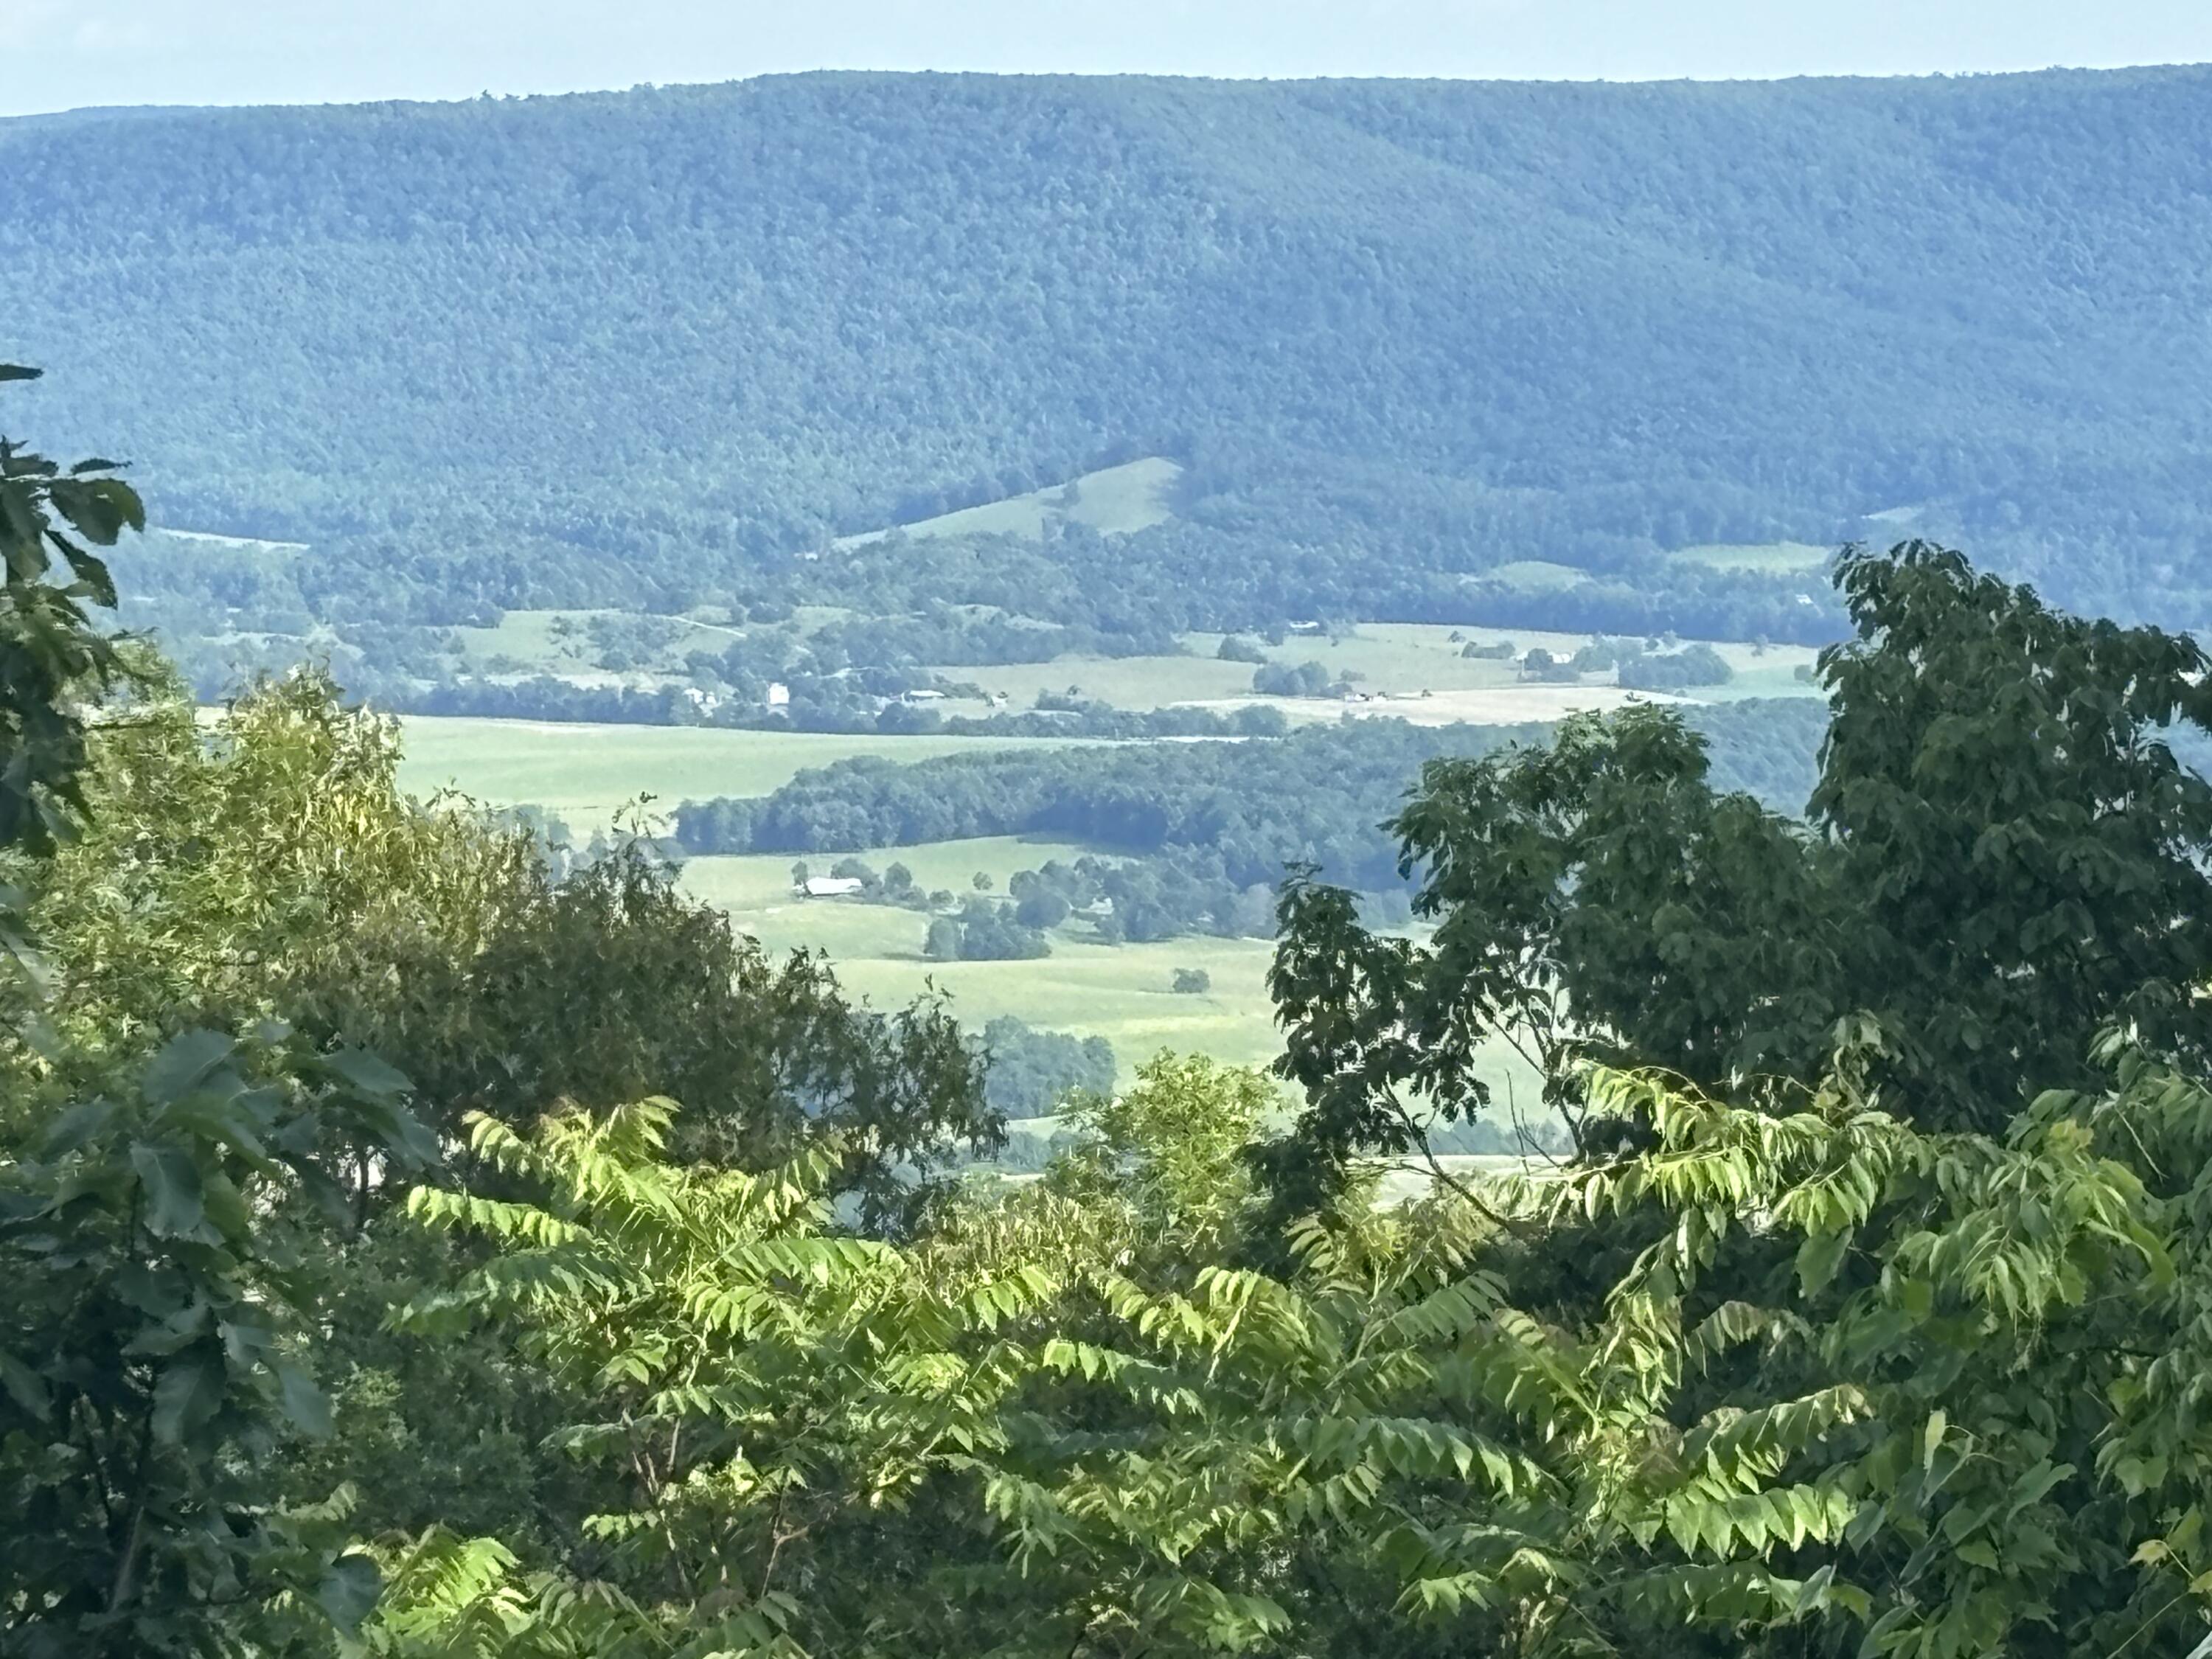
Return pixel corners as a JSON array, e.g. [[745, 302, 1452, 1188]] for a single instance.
[[0, 1028, 429, 1658], [1267, 544, 2212, 1227], [978, 1016, 1117, 1118], [1615, 640, 1732, 689], [1251, 660, 1340, 698], [26, 331, 2212, 1655], [1171, 967, 1211, 995], [1012, 888, 1071, 930], [925, 897, 1050, 961], [1812, 542, 2212, 1127], [0, 369, 146, 852], [372, 842, 1002, 1234]]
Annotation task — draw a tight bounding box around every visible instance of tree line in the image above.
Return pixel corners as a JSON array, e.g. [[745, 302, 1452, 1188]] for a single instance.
[[675, 701, 1833, 894]]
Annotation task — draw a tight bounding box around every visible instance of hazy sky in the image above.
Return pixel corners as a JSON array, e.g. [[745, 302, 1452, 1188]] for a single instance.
[[4, 0, 2211, 118]]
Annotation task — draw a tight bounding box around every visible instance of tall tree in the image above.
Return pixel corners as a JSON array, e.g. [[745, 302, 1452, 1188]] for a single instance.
[[0, 363, 145, 853], [1267, 542, 2212, 1223]]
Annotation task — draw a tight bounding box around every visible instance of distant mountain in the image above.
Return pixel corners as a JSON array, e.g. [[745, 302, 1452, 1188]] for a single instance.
[[4, 69, 2210, 639]]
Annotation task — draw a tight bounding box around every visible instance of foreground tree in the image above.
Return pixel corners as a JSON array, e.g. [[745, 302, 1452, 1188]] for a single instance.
[[1, 369, 411, 1656], [1268, 541, 2212, 1217], [0, 1030, 431, 1658], [1, 380, 996, 1651], [0, 361, 145, 852]]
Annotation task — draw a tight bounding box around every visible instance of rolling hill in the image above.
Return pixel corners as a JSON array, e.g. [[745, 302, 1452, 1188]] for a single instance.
[[4, 69, 2211, 647]]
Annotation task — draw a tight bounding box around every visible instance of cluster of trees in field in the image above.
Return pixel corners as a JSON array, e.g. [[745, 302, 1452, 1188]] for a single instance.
[[1566, 634, 1737, 689], [1009, 852, 1287, 946], [17, 66, 2212, 694], [923, 895, 1053, 961], [14, 385, 2212, 1658], [1250, 659, 1351, 698], [811, 846, 1289, 953]]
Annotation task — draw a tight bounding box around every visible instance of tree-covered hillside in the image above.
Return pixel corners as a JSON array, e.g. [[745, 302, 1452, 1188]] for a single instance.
[[7, 68, 2212, 645]]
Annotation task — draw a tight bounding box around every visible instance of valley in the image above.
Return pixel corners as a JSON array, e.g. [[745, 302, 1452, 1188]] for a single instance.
[[8, 45, 2208, 1655]]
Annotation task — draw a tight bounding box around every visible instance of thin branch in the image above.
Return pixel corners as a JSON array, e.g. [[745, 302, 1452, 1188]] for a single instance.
[[1379, 1091, 1533, 1237]]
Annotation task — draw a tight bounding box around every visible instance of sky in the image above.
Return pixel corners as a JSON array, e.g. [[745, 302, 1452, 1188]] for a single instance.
[[3, 0, 2211, 118]]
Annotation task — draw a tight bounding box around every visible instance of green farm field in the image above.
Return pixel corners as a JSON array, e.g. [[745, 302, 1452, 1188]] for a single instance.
[[396, 718, 1093, 835], [946, 622, 1538, 712], [390, 717, 1552, 1097], [448, 608, 749, 680], [835, 457, 1181, 550], [681, 838, 1289, 1075], [682, 837, 1543, 1105], [938, 621, 1821, 723]]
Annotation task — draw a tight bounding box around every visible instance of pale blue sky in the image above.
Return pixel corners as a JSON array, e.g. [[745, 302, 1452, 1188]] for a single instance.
[[4, 0, 2211, 117]]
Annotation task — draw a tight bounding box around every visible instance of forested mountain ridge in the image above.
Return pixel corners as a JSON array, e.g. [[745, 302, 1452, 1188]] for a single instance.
[[6, 67, 2212, 643]]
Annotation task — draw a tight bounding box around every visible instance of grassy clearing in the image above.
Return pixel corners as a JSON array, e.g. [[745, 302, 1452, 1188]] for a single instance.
[[835, 457, 1181, 550], [1686, 659, 1823, 702], [683, 840, 1287, 1075], [942, 623, 1548, 719], [682, 838, 1544, 1108], [450, 608, 745, 679], [1672, 639, 1826, 703], [1484, 559, 1591, 593], [943, 621, 1824, 721], [153, 527, 310, 556], [396, 720, 1093, 835]]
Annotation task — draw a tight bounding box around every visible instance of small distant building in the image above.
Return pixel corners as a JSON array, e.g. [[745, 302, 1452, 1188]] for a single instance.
[[1287, 620, 1326, 637], [801, 876, 865, 898], [681, 686, 720, 713], [986, 690, 1010, 709], [765, 681, 791, 709], [903, 688, 946, 704]]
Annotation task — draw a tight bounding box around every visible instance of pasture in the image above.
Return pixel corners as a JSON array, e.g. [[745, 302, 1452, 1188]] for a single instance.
[[395, 719, 1092, 834], [450, 608, 745, 681], [682, 838, 1544, 1107], [835, 457, 1182, 549], [684, 840, 1288, 1074], [936, 621, 1821, 725]]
